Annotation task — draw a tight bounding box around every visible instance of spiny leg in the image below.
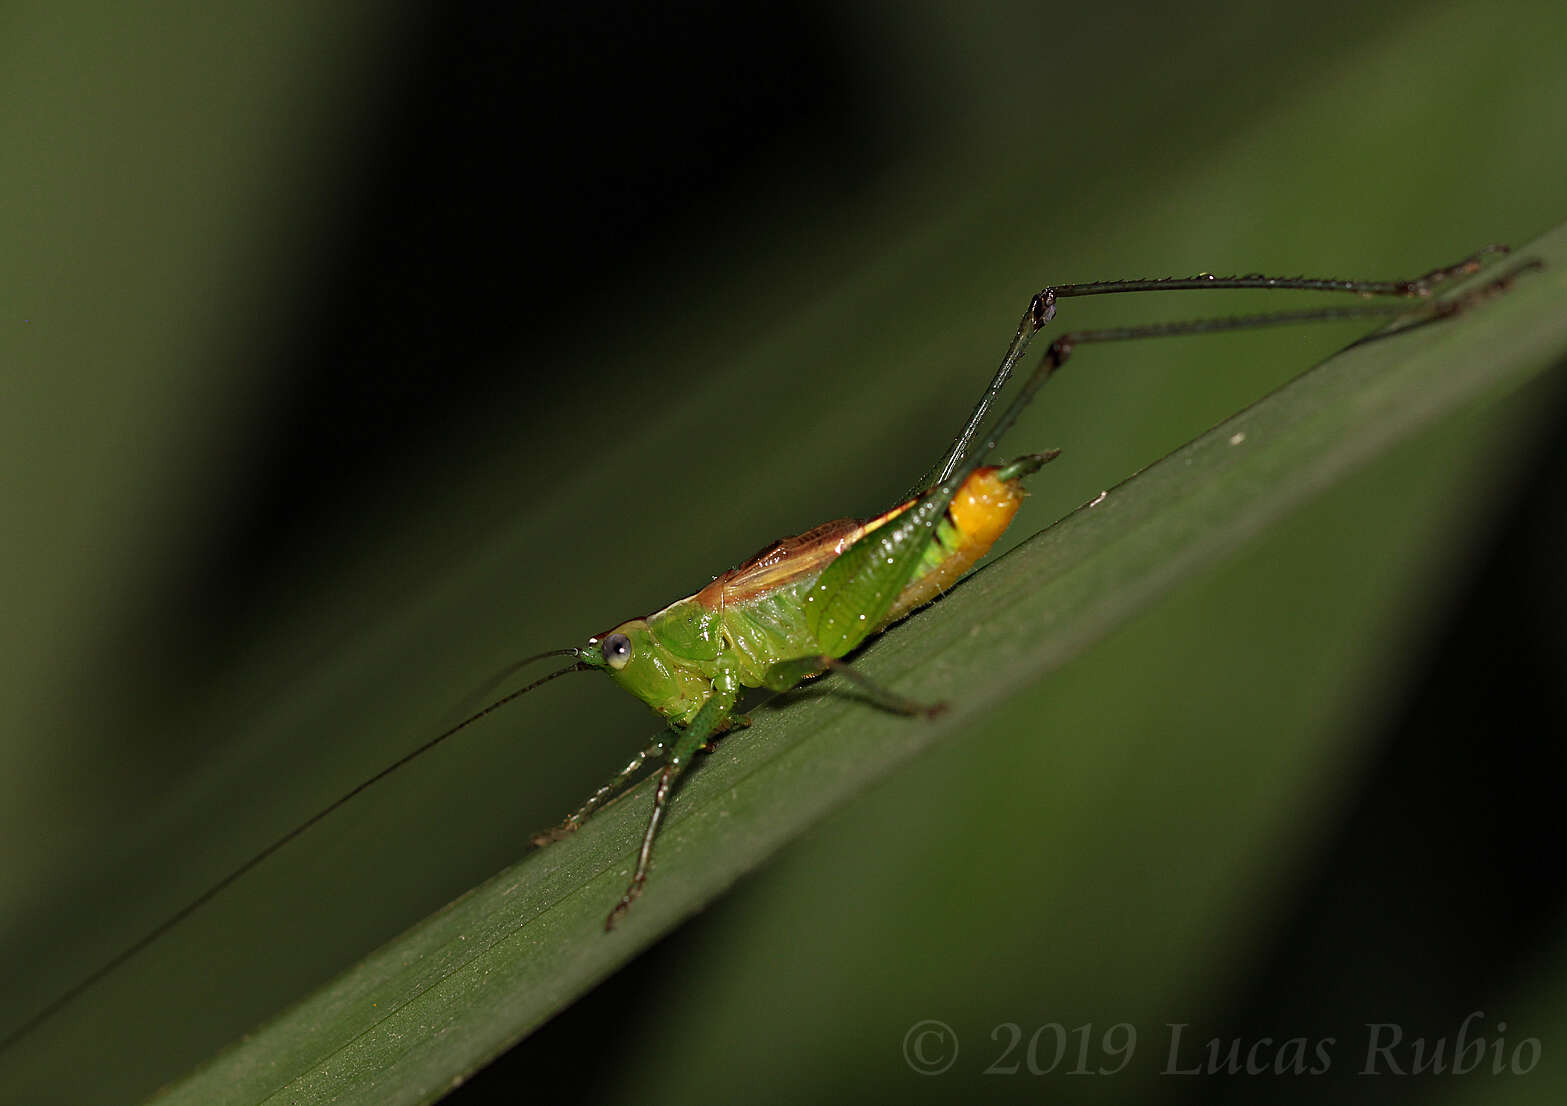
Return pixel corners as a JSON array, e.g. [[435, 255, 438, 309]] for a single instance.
[[541, 711, 758, 840], [1050, 259, 1542, 364], [972, 259, 1542, 463], [607, 762, 676, 929], [935, 244, 1515, 484], [763, 654, 946, 718], [531, 736, 669, 846], [606, 679, 739, 930]]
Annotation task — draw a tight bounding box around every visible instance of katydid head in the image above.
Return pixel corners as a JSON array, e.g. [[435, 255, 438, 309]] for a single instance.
[[583, 619, 712, 724]]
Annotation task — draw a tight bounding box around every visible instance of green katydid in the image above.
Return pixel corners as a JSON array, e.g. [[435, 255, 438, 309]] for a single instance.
[[524, 243, 1533, 929], [0, 244, 1536, 1051]]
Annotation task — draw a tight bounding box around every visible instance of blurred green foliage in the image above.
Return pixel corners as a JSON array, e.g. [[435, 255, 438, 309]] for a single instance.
[[2, 1, 1565, 1104]]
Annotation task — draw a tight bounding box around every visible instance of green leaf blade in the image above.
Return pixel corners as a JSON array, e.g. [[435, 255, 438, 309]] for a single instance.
[[150, 226, 1567, 1106]]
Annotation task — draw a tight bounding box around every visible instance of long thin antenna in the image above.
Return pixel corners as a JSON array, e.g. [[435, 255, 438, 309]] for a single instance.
[[0, 649, 588, 1053]]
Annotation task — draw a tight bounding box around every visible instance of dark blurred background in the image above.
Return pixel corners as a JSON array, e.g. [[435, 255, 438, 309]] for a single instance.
[[2, 2, 1564, 1103]]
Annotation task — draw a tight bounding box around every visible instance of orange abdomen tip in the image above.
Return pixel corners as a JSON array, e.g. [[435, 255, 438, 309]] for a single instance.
[[948, 466, 1026, 551]]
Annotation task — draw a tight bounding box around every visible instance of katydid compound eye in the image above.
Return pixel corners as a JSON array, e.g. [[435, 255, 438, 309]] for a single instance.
[[603, 632, 632, 670]]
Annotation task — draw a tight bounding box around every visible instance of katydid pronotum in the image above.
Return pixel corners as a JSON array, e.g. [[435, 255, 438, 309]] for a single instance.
[[1, 243, 1536, 1053]]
